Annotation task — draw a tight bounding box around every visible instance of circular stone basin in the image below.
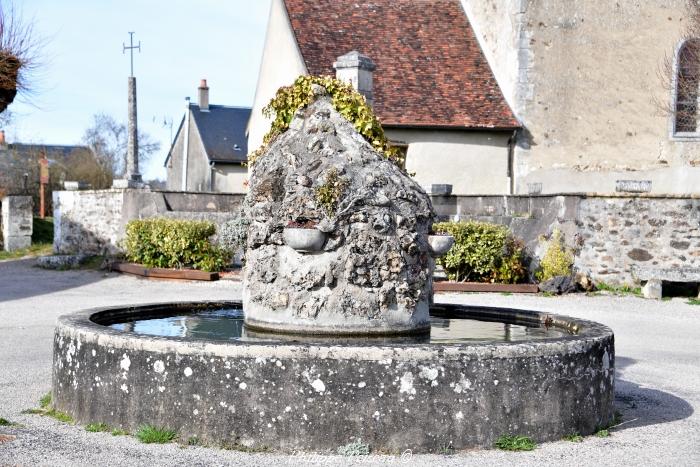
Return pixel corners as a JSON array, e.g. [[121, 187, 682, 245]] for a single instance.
[[53, 301, 614, 453]]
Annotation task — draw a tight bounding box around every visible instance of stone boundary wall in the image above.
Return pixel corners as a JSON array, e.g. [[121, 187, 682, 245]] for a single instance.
[[431, 194, 700, 285], [1, 195, 33, 251], [53, 189, 244, 255]]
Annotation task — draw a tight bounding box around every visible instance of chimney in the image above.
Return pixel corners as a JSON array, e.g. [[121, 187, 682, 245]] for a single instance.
[[0, 130, 5, 147], [198, 79, 209, 111], [333, 51, 376, 106]]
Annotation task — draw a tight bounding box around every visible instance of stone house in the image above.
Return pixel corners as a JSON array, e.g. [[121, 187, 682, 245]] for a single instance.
[[249, 0, 700, 196], [165, 80, 251, 193], [248, 0, 521, 195]]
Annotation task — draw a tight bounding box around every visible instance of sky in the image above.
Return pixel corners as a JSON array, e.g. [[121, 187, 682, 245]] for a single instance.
[[5, 0, 271, 180]]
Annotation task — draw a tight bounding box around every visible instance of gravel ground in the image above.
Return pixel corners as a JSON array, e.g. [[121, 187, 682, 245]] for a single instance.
[[1, 258, 699, 466]]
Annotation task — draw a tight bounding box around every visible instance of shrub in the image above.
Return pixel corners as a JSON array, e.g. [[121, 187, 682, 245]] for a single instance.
[[218, 213, 250, 256], [248, 75, 403, 167], [537, 229, 574, 281], [434, 221, 527, 284], [315, 168, 348, 217], [124, 218, 229, 272]]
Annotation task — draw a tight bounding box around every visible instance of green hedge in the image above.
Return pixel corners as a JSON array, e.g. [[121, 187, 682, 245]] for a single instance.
[[124, 218, 229, 272], [433, 221, 527, 284]]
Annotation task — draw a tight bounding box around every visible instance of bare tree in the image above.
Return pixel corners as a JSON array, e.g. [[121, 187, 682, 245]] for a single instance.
[[0, 1, 40, 112], [82, 113, 160, 179], [658, 0, 700, 132]]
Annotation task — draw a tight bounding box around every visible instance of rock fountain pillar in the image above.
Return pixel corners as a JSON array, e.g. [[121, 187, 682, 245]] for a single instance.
[[243, 87, 436, 335]]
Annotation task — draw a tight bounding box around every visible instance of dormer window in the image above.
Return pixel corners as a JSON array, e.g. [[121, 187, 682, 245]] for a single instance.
[[673, 38, 700, 137]]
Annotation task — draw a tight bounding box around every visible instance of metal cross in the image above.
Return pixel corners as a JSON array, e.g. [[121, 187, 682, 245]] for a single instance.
[[123, 32, 141, 77]]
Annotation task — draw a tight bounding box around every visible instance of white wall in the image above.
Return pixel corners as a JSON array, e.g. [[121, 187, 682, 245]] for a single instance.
[[385, 129, 512, 195], [212, 165, 248, 193], [247, 0, 307, 153]]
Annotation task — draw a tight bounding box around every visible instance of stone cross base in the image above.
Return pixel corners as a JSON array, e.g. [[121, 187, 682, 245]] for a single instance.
[[112, 179, 147, 189]]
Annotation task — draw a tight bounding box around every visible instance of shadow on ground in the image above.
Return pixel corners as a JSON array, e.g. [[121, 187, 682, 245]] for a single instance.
[[0, 258, 108, 303], [613, 356, 694, 431]]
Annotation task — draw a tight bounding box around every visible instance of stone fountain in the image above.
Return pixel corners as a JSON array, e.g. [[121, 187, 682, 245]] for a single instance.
[[52, 88, 615, 453], [243, 86, 434, 336]]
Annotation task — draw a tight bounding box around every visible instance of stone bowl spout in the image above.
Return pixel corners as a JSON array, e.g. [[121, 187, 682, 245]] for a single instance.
[[428, 234, 455, 257], [283, 227, 327, 253]]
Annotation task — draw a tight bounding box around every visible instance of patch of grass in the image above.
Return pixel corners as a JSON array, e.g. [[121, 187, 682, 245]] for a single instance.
[[20, 393, 73, 424], [186, 436, 203, 446], [111, 428, 129, 436], [85, 423, 110, 433], [595, 429, 610, 438], [687, 298, 700, 305], [39, 392, 51, 409], [44, 408, 74, 424], [500, 292, 513, 296], [0, 242, 53, 261], [135, 424, 177, 444], [494, 435, 536, 451], [563, 433, 583, 443], [439, 442, 456, 455], [595, 282, 642, 297], [221, 442, 270, 453], [0, 417, 17, 426], [540, 291, 556, 297]]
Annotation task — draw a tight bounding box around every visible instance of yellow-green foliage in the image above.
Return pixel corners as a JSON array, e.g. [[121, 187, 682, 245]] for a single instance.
[[537, 229, 574, 281], [124, 219, 229, 272], [248, 75, 403, 167], [434, 221, 526, 284], [314, 168, 348, 217]]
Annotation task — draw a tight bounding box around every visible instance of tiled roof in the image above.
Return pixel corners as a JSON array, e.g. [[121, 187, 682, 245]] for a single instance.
[[284, 0, 519, 129], [190, 104, 251, 163]]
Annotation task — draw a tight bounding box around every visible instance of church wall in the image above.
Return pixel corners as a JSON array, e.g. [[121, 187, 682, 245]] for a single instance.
[[465, 0, 700, 195]]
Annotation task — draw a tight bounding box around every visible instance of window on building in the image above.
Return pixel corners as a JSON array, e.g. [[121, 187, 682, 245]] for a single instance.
[[674, 39, 700, 135]]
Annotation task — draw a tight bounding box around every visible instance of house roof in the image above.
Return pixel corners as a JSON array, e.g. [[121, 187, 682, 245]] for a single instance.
[[283, 0, 520, 130], [190, 104, 251, 163]]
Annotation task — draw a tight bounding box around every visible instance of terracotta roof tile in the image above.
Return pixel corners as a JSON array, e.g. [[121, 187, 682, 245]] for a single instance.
[[284, 0, 520, 129]]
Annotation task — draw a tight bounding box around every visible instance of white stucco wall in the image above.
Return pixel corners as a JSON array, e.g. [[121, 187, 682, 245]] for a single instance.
[[211, 165, 248, 193], [247, 0, 307, 153], [467, 0, 700, 195], [385, 129, 512, 195]]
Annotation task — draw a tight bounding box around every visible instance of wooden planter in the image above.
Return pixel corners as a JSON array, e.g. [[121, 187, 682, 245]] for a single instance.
[[112, 263, 219, 281]]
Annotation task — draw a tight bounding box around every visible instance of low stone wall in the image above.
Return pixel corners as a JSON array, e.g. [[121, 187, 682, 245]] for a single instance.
[[432, 194, 700, 285], [53, 189, 244, 255], [1, 195, 33, 251]]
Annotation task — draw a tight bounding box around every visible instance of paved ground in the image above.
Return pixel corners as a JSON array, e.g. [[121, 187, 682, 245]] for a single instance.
[[1, 258, 699, 466]]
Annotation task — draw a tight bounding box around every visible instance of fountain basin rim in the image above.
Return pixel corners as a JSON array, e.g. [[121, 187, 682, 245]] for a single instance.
[[55, 300, 614, 362]]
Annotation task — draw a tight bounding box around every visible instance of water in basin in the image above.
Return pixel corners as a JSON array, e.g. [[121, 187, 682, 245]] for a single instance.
[[107, 306, 571, 344]]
